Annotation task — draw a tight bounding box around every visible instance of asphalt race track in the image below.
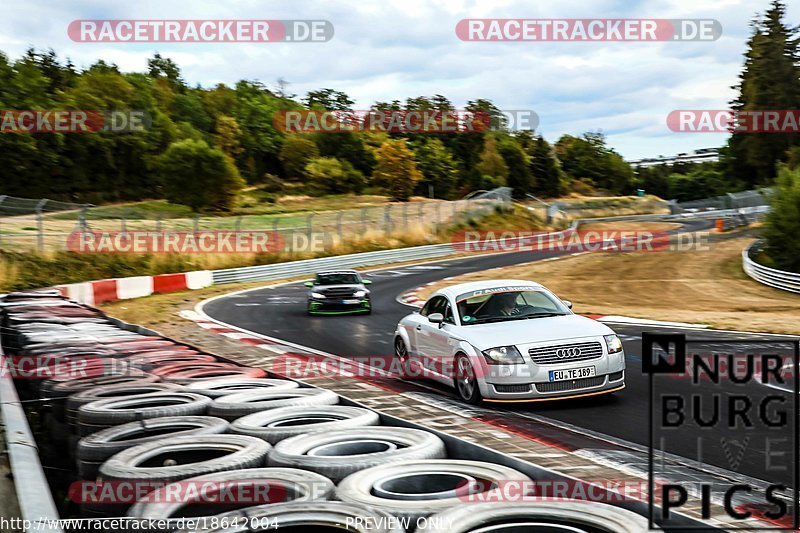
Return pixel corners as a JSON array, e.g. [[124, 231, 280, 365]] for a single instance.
[[203, 219, 795, 492]]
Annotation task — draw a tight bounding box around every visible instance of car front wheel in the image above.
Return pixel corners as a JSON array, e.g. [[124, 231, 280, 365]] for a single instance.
[[394, 337, 411, 378], [454, 354, 482, 405]]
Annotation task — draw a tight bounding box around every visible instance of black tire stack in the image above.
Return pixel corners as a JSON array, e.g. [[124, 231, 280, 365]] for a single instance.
[[1, 290, 653, 532]]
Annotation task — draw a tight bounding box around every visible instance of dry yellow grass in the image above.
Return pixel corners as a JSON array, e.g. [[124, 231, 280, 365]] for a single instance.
[[417, 236, 800, 335], [578, 221, 683, 233]]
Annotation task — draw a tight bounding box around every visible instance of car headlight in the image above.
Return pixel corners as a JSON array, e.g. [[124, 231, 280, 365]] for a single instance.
[[481, 346, 524, 365], [353, 290, 367, 298], [310, 292, 326, 299], [604, 334, 623, 354]]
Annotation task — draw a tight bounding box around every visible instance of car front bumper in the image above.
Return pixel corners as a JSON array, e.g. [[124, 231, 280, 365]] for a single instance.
[[308, 298, 371, 314], [480, 370, 625, 401], [475, 339, 626, 401]]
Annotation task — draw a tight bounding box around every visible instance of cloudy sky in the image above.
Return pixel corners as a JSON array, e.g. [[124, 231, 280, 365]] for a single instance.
[[2, 0, 797, 159]]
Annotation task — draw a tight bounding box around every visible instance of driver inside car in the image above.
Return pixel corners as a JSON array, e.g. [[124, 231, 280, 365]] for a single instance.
[[478, 292, 519, 317]]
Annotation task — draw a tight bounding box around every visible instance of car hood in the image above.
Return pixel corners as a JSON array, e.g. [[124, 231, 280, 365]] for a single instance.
[[453, 314, 613, 350]]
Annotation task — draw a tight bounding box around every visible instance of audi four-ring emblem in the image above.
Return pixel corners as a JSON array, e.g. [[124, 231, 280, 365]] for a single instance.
[[556, 347, 582, 358]]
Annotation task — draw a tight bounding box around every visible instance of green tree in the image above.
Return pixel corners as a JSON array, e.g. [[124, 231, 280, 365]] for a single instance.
[[304, 88, 354, 111], [667, 168, 728, 202], [372, 139, 423, 201], [280, 136, 320, 180], [763, 165, 800, 271], [214, 115, 244, 160], [159, 139, 244, 211], [556, 133, 634, 194], [232, 80, 285, 182], [475, 135, 508, 186], [725, 0, 800, 186], [147, 53, 183, 88], [412, 138, 458, 198], [498, 136, 532, 197], [172, 91, 214, 133], [528, 136, 564, 197], [305, 156, 365, 194], [313, 131, 376, 175]]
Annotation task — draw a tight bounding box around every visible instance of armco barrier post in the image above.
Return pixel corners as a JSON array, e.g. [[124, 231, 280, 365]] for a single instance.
[[35, 198, 47, 252]]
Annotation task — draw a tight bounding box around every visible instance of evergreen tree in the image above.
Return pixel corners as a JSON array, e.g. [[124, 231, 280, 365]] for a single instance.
[[497, 136, 532, 197], [528, 136, 564, 198], [725, 0, 800, 186]]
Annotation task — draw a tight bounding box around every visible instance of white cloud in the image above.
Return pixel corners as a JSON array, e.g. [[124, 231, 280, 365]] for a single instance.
[[0, 0, 797, 158]]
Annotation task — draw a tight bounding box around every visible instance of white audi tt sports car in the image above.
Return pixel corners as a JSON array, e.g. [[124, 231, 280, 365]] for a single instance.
[[394, 279, 625, 403]]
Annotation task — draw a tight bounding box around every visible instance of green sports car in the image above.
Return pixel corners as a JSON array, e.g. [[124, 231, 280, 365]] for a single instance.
[[305, 270, 372, 315]]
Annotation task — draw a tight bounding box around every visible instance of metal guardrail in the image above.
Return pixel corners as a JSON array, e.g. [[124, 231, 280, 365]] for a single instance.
[[0, 344, 65, 533], [671, 188, 774, 212], [743, 240, 800, 294], [212, 207, 756, 286], [213, 222, 580, 285]]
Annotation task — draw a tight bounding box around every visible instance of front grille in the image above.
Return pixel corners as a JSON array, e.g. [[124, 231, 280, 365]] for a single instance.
[[528, 341, 603, 365], [321, 287, 356, 297], [313, 302, 365, 311], [493, 384, 531, 393], [535, 376, 605, 393]]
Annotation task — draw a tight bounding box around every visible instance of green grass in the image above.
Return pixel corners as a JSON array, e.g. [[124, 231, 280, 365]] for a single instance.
[[51, 200, 193, 220], [52, 191, 396, 221]]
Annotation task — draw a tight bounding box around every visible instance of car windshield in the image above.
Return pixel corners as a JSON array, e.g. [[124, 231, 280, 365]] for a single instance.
[[456, 289, 570, 325], [315, 273, 360, 285]]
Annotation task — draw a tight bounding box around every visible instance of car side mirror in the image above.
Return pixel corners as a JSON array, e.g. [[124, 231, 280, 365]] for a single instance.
[[304, 281, 314, 288], [362, 279, 372, 285], [428, 313, 444, 325], [562, 300, 573, 309]]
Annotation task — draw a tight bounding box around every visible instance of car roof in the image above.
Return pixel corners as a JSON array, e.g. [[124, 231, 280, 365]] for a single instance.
[[316, 270, 359, 275], [435, 279, 545, 299]]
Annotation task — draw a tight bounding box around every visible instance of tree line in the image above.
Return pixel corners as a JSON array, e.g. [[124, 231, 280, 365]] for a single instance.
[[1, 1, 797, 211], [0, 50, 645, 210]]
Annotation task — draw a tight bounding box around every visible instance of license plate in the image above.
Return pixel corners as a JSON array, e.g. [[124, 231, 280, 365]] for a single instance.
[[342, 299, 360, 304], [549, 366, 596, 382]]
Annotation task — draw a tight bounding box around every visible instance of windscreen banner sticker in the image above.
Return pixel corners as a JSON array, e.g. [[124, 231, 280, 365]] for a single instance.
[[456, 286, 541, 301]]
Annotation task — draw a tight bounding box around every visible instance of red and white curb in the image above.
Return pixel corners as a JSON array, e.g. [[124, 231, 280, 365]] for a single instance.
[[56, 270, 213, 307], [396, 281, 439, 308], [179, 310, 302, 355]]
